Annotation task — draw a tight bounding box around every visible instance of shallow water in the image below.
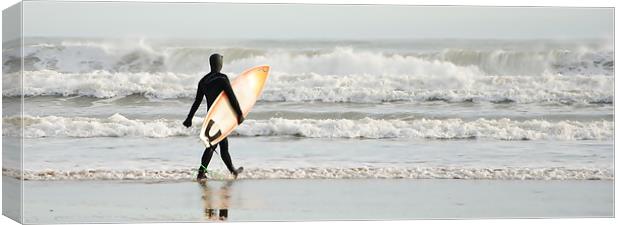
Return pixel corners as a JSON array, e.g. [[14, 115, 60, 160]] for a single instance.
[[3, 136, 610, 180]]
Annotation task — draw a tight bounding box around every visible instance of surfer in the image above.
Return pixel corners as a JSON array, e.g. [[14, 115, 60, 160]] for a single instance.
[[183, 53, 245, 180]]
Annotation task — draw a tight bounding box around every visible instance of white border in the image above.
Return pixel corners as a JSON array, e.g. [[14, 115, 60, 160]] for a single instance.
[[0, 1, 616, 225]]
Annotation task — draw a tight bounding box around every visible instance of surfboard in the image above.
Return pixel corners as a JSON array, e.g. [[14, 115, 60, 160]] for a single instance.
[[199, 65, 270, 147]]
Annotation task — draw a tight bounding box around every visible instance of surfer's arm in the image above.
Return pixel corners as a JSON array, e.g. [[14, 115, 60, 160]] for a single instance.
[[222, 78, 244, 124], [184, 83, 204, 127]]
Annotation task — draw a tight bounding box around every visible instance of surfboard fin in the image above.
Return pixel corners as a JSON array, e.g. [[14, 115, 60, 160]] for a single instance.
[[209, 146, 219, 155]]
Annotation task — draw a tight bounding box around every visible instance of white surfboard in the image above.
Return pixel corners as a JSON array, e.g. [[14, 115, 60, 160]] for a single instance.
[[199, 65, 270, 147]]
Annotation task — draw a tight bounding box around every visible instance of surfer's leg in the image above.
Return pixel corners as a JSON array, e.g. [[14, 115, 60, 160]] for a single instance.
[[219, 138, 244, 178], [219, 138, 236, 173], [197, 146, 216, 179]]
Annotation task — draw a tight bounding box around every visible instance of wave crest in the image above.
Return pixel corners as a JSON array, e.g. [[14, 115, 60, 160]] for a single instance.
[[3, 115, 612, 141], [4, 41, 613, 76], [2, 70, 613, 104]]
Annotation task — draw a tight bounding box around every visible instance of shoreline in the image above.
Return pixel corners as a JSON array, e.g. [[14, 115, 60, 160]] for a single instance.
[[3, 167, 614, 181]]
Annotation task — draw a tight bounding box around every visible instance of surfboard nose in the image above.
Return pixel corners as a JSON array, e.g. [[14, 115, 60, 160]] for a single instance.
[[258, 65, 270, 73]]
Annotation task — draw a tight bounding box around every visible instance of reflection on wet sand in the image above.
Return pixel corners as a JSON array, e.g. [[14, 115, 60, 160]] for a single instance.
[[199, 180, 233, 221]]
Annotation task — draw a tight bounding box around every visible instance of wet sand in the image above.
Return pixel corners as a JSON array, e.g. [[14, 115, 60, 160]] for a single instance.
[[14, 176, 613, 223]]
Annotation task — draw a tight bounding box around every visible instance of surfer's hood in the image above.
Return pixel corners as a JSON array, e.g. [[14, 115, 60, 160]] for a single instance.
[[209, 53, 223, 72]]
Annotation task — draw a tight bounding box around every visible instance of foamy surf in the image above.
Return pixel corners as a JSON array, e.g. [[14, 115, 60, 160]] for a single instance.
[[3, 114, 613, 140], [2, 70, 613, 104], [3, 167, 612, 181], [5, 39, 613, 76]]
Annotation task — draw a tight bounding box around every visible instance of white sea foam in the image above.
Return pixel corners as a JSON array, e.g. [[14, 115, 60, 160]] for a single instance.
[[4, 40, 613, 104], [416, 48, 613, 76], [3, 115, 612, 141], [2, 70, 197, 99], [6, 40, 612, 76], [2, 69, 612, 104], [3, 167, 612, 181], [259, 71, 612, 104], [239, 118, 612, 140], [3, 114, 195, 138], [227, 47, 613, 76]]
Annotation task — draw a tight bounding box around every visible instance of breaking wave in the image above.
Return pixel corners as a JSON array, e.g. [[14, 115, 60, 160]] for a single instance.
[[3, 167, 613, 181], [3, 40, 613, 76], [2, 114, 612, 141], [2, 70, 613, 104], [413, 48, 613, 76]]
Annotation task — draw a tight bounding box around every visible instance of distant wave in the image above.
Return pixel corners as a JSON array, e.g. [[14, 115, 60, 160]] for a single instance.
[[3, 41, 613, 76], [413, 48, 613, 76], [3, 167, 612, 181], [239, 118, 612, 140], [2, 70, 613, 104], [3, 114, 612, 141]]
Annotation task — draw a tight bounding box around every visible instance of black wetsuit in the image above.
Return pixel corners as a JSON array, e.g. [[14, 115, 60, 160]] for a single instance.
[[184, 54, 243, 178]]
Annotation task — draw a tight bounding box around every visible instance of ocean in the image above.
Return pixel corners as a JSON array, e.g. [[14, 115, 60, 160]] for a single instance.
[[2, 37, 614, 181]]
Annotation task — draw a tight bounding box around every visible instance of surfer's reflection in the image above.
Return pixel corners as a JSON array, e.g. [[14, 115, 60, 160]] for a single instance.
[[199, 180, 233, 221]]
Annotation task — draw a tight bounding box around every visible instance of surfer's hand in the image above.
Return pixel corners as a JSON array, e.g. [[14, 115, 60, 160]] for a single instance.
[[183, 118, 192, 128], [237, 115, 244, 125]]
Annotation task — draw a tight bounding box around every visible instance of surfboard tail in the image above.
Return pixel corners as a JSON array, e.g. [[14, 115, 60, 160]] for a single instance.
[[200, 131, 211, 148], [199, 121, 214, 148]]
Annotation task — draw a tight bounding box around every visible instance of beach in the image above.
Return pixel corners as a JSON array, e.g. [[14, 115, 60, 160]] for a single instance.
[[16, 176, 613, 223]]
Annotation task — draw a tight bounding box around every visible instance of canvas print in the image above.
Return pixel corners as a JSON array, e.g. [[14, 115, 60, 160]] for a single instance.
[[2, 1, 614, 223]]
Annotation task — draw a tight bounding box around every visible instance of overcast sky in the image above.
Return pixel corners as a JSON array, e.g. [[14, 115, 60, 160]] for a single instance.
[[21, 1, 614, 39]]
